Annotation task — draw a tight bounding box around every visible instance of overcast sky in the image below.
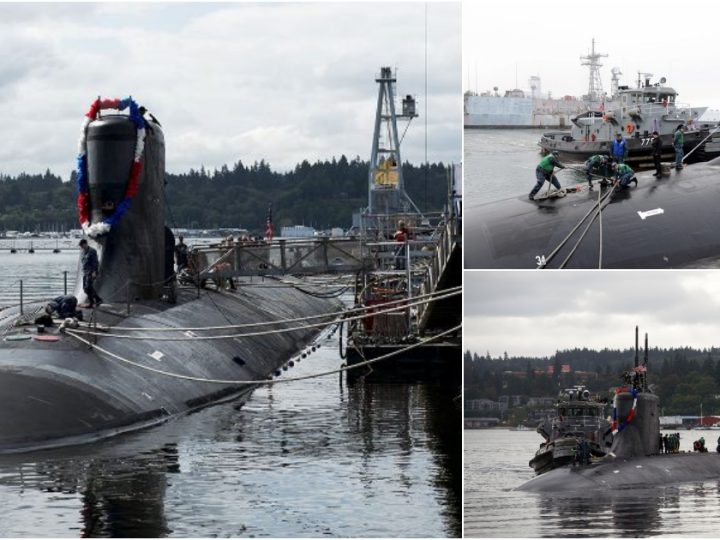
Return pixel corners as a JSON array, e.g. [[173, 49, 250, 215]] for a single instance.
[[465, 271, 720, 358], [463, 0, 720, 110], [0, 2, 460, 179]]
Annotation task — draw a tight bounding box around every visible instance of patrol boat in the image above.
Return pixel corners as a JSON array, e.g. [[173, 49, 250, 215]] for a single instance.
[[0, 98, 341, 453], [539, 74, 720, 166], [529, 386, 612, 475]]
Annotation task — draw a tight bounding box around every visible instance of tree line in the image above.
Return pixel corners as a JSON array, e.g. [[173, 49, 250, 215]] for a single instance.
[[465, 346, 720, 416], [0, 157, 451, 232]]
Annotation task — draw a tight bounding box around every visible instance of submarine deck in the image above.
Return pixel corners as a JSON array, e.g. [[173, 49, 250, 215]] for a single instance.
[[0, 278, 341, 453], [466, 160, 720, 269]]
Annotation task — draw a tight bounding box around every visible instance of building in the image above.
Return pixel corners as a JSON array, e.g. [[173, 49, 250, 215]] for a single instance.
[[280, 225, 317, 238], [465, 417, 500, 429], [527, 397, 556, 407]]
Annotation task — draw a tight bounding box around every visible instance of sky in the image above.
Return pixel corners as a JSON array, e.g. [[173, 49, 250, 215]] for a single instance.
[[463, 0, 720, 110], [0, 2, 461, 179], [465, 271, 720, 358]]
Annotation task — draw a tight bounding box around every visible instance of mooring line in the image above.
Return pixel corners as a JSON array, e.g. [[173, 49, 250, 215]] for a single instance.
[[65, 289, 461, 341], [94, 286, 462, 333], [64, 324, 462, 385]]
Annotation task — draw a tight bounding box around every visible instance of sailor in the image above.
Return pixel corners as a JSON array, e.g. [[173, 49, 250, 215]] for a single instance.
[[78, 239, 103, 308], [673, 125, 685, 170], [612, 133, 628, 164], [651, 131, 663, 177], [44, 295, 82, 320], [529, 151, 564, 201], [584, 154, 610, 187], [611, 162, 638, 190], [175, 236, 189, 271], [394, 220, 410, 269]]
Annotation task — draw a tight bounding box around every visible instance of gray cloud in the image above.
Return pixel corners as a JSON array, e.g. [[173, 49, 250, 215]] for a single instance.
[[465, 271, 720, 357], [0, 2, 460, 178]]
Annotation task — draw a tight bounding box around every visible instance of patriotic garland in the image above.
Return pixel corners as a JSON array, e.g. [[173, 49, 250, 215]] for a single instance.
[[610, 387, 638, 433], [76, 97, 146, 237]]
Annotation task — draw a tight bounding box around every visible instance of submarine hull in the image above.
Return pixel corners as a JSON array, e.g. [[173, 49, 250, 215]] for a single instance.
[[466, 159, 720, 269], [0, 283, 340, 453], [518, 452, 720, 492]]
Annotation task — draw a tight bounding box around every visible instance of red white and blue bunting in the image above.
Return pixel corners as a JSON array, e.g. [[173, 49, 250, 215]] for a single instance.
[[611, 387, 638, 433], [76, 97, 146, 237]]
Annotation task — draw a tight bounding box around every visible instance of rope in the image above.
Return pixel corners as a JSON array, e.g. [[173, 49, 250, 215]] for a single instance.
[[558, 185, 616, 269], [64, 288, 461, 341], [104, 285, 461, 332], [683, 124, 720, 162], [538, 187, 615, 269], [63, 324, 462, 385]]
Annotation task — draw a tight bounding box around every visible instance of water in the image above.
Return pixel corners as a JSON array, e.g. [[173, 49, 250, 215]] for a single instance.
[[465, 429, 720, 537], [0, 252, 460, 537], [464, 129, 591, 207]]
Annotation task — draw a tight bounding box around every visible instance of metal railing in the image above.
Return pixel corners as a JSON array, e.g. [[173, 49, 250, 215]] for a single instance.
[[0, 272, 71, 315]]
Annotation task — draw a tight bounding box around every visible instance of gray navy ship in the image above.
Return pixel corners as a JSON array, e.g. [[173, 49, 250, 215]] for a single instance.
[[0, 102, 341, 453]]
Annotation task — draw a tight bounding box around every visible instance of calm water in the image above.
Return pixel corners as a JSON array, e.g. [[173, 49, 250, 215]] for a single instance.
[[0, 251, 461, 537], [465, 429, 720, 537], [464, 129, 592, 207]]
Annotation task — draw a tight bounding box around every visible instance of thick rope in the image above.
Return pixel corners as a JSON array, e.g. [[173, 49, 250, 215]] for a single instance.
[[64, 324, 461, 385], [103, 286, 462, 332], [65, 288, 461, 341], [558, 185, 616, 269], [539, 185, 616, 269]]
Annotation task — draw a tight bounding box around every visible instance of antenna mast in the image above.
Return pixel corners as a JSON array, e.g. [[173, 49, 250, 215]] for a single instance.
[[580, 38, 607, 102]]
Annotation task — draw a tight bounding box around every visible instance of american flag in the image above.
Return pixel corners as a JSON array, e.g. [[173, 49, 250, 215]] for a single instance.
[[265, 203, 273, 241]]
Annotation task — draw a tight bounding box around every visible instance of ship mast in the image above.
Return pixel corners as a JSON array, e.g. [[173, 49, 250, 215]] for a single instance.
[[367, 66, 421, 220], [580, 38, 607, 102]]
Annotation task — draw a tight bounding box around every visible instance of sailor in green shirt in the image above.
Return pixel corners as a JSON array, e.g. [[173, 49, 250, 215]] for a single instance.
[[611, 162, 638, 190], [673, 125, 685, 169], [584, 154, 610, 187], [530, 151, 564, 200]]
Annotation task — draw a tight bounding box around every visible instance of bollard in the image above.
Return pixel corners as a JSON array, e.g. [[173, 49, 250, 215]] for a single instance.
[[19, 280, 23, 316]]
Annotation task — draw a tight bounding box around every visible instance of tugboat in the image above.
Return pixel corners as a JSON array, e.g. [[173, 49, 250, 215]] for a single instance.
[[539, 74, 719, 166], [529, 385, 613, 475]]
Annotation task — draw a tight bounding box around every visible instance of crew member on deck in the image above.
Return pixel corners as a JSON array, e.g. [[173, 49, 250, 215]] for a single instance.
[[651, 131, 663, 177], [175, 235, 189, 271], [529, 151, 565, 201], [674, 125, 685, 170], [611, 162, 638, 190], [45, 295, 82, 320], [612, 133, 627, 164], [584, 154, 610, 187], [79, 239, 102, 308]]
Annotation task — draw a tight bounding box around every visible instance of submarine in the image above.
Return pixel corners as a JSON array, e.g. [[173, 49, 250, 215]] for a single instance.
[[466, 158, 720, 269], [0, 97, 341, 453], [518, 328, 720, 492]]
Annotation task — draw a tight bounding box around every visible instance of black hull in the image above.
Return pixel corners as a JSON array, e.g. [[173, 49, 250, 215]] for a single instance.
[[539, 130, 720, 166], [0, 283, 340, 453], [518, 452, 720, 492], [466, 159, 720, 269]]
